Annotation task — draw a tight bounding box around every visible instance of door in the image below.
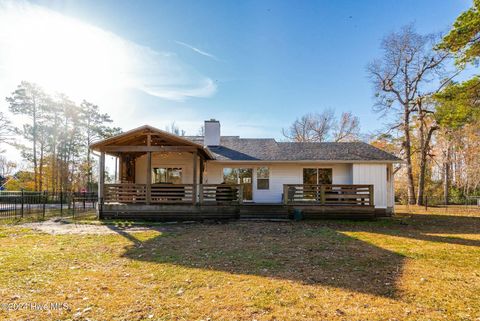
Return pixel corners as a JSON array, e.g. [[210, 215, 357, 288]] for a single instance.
[[303, 168, 333, 184], [223, 168, 253, 201]]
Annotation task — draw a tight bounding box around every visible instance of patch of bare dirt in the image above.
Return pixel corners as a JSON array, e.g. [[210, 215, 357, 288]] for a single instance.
[[21, 218, 174, 235]]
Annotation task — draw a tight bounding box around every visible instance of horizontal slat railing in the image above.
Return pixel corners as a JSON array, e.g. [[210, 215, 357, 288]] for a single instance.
[[199, 184, 243, 205], [283, 184, 373, 206], [150, 184, 194, 204], [104, 184, 146, 203], [104, 184, 243, 205]]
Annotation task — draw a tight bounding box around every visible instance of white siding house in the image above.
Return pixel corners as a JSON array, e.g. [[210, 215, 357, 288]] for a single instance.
[[91, 120, 401, 218], [133, 158, 395, 212]]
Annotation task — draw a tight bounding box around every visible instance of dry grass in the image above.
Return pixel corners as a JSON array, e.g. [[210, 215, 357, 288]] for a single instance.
[[0, 208, 479, 320]]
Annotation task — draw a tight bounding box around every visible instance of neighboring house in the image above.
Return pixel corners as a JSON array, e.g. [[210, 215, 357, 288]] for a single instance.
[[90, 120, 401, 220]]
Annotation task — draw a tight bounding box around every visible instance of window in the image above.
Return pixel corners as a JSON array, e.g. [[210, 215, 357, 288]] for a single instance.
[[303, 168, 317, 185], [303, 168, 332, 184], [257, 167, 269, 190], [152, 168, 182, 184]]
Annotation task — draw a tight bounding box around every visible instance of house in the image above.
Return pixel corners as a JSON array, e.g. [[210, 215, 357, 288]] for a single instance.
[[90, 120, 401, 220]]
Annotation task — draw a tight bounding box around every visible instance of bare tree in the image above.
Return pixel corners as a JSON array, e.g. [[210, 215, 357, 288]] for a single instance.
[[282, 110, 335, 142], [0, 156, 17, 178], [333, 112, 360, 142], [367, 25, 453, 205], [166, 121, 186, 136], [0, 112, 11, 145]]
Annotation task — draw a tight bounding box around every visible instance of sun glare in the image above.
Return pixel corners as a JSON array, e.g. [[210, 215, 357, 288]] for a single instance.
[[0, 2, 132, 100]]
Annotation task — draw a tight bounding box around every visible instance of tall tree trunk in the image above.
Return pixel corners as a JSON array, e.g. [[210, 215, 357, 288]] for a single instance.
[[32, 105, 38, 191], [51, 152, 56, 193], [417, 124, 437, 205], [39, 141, 44, 191], [403, 108, 416, 205], [87, 139, 91, 190], [443, 144, 451, 204]]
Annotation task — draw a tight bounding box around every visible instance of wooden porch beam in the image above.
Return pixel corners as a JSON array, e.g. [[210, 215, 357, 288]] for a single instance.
[[102, 145, 198, 152]]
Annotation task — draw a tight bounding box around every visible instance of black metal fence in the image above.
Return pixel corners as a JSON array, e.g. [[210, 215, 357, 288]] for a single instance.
[[0, 191, 98, 221], [396, 195, 480, 214]]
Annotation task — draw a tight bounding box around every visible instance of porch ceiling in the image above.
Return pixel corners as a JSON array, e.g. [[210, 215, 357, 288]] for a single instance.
[[90, 125, 214, 159]]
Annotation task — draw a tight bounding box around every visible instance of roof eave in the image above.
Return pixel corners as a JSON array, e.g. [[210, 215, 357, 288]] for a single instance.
[[207, 159, 403, 163]]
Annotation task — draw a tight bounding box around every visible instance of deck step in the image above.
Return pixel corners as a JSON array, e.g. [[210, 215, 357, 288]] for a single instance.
[[240, 217, 290, 220], [239, 204, 289, 219]]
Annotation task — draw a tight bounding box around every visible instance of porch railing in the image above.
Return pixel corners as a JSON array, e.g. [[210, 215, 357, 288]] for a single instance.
[[104, 183, 373, 206], [104, 183, 243, 205], [199, 184, 242, 204], [283, 184, 374, 206], [150, 184, 194, 204], [104, 184, 147, 204]]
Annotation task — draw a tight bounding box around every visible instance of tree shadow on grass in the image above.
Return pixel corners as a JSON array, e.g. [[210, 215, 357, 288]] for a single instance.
[[116, 213, 480, 299], [117, 222, 405, 298], [354, 213, 480, 248]]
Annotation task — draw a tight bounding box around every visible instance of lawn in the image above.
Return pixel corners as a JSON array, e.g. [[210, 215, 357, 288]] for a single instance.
[[0, 208, 479, 320]]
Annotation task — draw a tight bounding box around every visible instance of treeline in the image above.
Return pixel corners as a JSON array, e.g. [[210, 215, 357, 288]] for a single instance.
[[2, 81, 121, 192], [368, 2, 480, 204]]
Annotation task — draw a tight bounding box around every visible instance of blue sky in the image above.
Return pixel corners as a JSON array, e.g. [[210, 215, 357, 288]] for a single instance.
[[2, 0, 473, 140]]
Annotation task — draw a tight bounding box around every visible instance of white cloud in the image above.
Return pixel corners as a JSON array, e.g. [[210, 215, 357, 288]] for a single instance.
[[175, 41, 221, 61]]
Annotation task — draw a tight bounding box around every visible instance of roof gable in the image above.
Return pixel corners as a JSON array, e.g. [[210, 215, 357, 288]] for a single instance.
[[90, 125, 214, 159]]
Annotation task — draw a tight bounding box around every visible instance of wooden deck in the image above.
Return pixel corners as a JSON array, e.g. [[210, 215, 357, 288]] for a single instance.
[[99, 183, 378, 220], [99, 204, 376, 221]]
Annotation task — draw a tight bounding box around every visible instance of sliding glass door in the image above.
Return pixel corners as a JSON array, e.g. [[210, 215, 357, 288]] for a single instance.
[[302, 168, 333, 200], [303, 168, 333, 184]]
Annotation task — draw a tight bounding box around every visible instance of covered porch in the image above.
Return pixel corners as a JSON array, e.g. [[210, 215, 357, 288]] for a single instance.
[[90, 126, 243, 219], [91, 125, 241, 204]]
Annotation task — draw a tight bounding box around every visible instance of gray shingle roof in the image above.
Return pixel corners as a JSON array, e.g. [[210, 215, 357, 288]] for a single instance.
[[184, 136, 400, 161]]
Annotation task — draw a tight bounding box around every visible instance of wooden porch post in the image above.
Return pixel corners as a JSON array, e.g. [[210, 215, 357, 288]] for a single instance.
[[199, 156, 204, 184], [145, 133, 152, 205], [192, 151, 198, 204], [118, 155, 123, 182], [146, 151, 152, 204], [369, 185, 374, 207], [198, 156, 204, 204], [320, 185, 326, 205], [98, 151, 105, 218], [99, 152, 105, 199], [114, 156, 118, 182]]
